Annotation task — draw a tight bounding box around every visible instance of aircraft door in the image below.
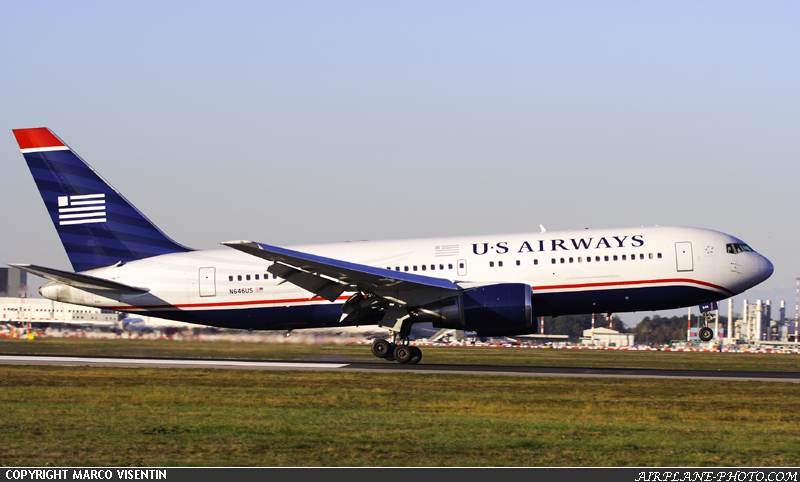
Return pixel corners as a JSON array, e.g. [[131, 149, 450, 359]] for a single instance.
[[457, 259, 467, 276], [675, 242, 693, 272], [199, 267, 216, 297]]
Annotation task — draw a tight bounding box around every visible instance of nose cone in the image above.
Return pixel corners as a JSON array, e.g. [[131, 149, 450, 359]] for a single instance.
[[758, 255, 774, 284]]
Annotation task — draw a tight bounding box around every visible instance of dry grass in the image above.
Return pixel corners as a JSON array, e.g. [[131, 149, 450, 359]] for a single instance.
[[1, 364, 799, 466]]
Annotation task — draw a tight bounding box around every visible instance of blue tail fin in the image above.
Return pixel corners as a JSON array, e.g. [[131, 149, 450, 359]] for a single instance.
[[13, 128, 192, 272]]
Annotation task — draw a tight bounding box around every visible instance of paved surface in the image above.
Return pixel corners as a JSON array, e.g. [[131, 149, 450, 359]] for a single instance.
[[2, 354, 799, 382]]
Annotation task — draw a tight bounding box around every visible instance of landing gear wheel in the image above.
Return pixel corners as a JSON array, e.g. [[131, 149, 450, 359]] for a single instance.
[[699, 327, 714, 342], [393, 344, 415, 364], [384, 344, 396, 362], [371, 339, 393, 358], [408, 346, 422, 365]]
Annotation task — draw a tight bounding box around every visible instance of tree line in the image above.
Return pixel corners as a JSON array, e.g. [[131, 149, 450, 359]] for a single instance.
[[542, 313, 730, 345]]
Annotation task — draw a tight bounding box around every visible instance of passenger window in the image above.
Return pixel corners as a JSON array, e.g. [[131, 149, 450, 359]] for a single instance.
[[596, 256, 600, 262], [404, 266, 409, 272], [604, 256, 609, 262], [237, 275, 242, 281], [489, 261, 494, 267], [649, 253, 653, 259], [413, 266, 417, 271], [516, 260, 520, 266], [534, 259, 539, 265], [459, 262, 465, 269], [586, 257, 591, 263], [229, 276, 233, 281], [658, 253, 662, 259], [569, 258, 573, 263], [439, 264, 444, 270], [640, 254, 644, 260], [396, 267, 400, 271], [613, 255, 618, 261], [551, 258, 556, 264], [431, 265, 435, 270], [498, 261, 503, 267], [422, 265, 426, 271], [449, 264, 453, 269], [255, 274, 259, 280], [246, 275, 251, 280], [622, 255, 626, 261], [560, 258, 565, 264]]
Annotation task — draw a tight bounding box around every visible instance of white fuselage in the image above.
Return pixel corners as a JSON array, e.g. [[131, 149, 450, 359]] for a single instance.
[[40, 225, 773, 330]]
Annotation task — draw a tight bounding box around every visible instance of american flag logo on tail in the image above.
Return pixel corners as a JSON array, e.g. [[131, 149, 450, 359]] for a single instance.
[[58, 194, 106, 225]]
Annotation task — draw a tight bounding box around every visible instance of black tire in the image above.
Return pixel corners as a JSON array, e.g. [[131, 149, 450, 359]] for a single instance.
[[408, 346, 422, 365], [371, 339, 392, 358], [699, 327, 714, 342], [393, 344, 414, 364]]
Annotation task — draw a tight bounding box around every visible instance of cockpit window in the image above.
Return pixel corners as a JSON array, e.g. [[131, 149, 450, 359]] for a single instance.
[[727, 243, 755, 254]]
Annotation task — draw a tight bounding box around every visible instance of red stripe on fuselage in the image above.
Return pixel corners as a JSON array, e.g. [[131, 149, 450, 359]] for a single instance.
[[531, 278, 735, 296], [105, 277, 732, 312], [13, 128, 65, 150], [107, 295, 351, 311]]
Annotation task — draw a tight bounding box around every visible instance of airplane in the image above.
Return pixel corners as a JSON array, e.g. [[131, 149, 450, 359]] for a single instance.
[[10, 127, 774, 363]]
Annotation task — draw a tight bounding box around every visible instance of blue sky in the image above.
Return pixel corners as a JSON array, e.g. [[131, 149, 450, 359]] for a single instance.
[[1, 1, 798, 326]]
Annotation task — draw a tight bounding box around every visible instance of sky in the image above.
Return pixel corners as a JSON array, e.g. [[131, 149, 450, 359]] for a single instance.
[[1, 0, 798, 327]]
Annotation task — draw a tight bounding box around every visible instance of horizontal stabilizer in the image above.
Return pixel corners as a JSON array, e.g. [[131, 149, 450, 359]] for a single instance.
[[9, 264, 150, 294]]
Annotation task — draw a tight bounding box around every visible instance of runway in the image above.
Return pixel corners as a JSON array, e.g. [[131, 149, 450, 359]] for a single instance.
[[2, 354, 799, 382]]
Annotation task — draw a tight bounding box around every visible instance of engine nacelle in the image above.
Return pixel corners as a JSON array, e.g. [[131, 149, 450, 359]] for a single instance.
[[418, 283, 536, 336]]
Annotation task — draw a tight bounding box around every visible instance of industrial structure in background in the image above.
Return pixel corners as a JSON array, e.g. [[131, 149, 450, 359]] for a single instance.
[[730, 298, 798, 346]]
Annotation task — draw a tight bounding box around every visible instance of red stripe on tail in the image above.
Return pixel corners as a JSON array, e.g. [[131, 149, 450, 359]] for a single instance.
[[13, 128, 65, 150]]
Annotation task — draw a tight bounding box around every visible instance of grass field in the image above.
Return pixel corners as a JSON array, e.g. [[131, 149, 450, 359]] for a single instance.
[[1, 338, 800, 466]]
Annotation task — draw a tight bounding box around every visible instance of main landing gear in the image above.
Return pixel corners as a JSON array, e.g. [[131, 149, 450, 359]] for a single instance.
[[371, 338, 422, 364]]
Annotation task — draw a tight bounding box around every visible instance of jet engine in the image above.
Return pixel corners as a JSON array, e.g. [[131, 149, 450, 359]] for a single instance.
[[416, 283, 536, 336]]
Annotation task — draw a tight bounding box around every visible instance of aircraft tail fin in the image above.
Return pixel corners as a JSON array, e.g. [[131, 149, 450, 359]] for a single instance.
[[12, 128, 192, 272]]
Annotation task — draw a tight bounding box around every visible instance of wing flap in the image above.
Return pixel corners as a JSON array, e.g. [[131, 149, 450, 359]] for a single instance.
[[267, 263, 348, 302], [9, 263, 150, 295]]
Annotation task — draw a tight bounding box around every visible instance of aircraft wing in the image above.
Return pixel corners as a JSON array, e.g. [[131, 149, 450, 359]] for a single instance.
[[9, 264, 150, 294], [222, 240, 460, 302]]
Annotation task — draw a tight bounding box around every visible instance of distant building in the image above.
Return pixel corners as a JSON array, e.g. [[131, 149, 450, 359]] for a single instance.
[[0, 296, 195, 329], [580, 327, 634, 347], [0, 267, 27, 298], [0, 296, 120, 324]]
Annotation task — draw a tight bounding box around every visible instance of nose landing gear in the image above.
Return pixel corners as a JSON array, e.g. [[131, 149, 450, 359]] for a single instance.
[[698, 309, 716, 342], [698, 326, 714, 342]]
